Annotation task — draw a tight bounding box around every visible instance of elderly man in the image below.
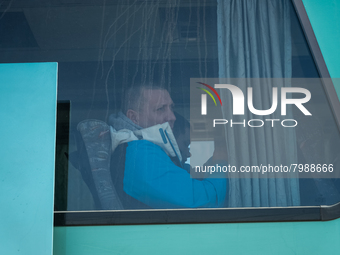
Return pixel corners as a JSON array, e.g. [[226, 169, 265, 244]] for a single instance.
[[108, 84, 227, 209]]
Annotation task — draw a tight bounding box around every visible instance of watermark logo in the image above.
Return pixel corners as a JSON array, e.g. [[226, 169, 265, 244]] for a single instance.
[[200, 84, 311, 117], [196, 82, 222, 115], [194, 79, 312, 128]]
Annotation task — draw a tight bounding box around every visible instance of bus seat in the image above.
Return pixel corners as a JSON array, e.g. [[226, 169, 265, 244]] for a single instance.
[[77, 119, 123, 210]]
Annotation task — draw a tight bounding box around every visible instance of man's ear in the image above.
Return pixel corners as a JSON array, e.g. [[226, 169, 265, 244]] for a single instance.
[[126, 109, 139, 124]]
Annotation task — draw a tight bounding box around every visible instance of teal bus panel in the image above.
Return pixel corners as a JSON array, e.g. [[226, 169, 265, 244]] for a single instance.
[[54, 218, 340, 255], [302, 0, 340, 95], [0, 63, 58, 255]]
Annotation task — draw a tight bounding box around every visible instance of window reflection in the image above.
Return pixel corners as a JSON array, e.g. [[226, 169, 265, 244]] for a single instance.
[[1, 0, 340, 211]]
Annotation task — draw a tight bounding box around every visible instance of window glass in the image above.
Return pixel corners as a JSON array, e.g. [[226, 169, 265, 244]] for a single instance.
[[1, 0, 340, 212]]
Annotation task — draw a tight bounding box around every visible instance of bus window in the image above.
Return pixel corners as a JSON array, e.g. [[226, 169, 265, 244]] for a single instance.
[[1, 0, 340, 224]]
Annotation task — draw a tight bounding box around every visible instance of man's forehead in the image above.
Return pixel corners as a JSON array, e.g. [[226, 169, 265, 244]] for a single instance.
[[142, 88, 173, 105]]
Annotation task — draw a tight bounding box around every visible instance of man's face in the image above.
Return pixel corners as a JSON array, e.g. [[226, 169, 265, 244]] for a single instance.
[[136, 89, 176, 129]]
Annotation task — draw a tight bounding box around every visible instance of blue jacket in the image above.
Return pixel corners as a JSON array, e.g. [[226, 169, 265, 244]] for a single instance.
[[123, 140, 227, 208]]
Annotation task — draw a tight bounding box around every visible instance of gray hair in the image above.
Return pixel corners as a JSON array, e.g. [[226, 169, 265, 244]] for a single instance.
[[122, 83, 166, 114]]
